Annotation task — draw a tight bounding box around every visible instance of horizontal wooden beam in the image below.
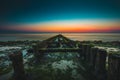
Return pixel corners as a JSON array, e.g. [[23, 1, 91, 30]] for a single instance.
[[38, 48, 82, 52]]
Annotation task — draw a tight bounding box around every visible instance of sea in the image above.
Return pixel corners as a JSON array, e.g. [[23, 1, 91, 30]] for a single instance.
[[0, 33, 120, 42]]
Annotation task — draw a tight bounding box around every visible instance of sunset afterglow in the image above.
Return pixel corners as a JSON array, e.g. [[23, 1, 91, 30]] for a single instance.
[[0, 0, 120, 33], [5, 20, 120, 33]]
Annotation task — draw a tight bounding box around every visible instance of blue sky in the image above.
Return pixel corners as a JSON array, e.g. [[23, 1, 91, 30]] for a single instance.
[[0, 0, 120, 33]]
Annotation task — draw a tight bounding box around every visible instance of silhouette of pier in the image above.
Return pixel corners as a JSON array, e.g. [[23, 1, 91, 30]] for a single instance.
[[9, 34, 120, 80]]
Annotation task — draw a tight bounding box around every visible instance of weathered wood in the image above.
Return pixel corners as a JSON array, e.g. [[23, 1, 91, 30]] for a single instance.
[[86, 45, 92, 62], [9, 51, 26, 80], [95, 49, 107, 80], [38, 48, 82, 52], [90, 47, 98, 69], [81, 44, 88, 60], [108, 53, 120, 80]]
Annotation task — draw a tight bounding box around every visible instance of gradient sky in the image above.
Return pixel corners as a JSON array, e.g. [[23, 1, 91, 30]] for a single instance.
[[0, 0, 120, 33]]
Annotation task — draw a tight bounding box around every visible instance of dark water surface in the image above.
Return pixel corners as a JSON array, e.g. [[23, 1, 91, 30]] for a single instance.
[[0, 33, 120, 41]]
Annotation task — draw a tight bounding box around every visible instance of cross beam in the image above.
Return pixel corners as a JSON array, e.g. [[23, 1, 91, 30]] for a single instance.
[[38, 48, 82, 52]]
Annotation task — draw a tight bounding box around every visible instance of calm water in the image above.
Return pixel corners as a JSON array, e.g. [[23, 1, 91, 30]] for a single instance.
[[0, 33, 120, 41]]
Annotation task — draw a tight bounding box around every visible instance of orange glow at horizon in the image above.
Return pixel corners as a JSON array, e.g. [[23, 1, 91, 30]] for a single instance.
[[8, 20, 120, 32]]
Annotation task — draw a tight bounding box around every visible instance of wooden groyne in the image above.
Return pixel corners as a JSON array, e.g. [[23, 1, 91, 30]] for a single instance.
[[9, 34, 120, 80], [78, 44, 120, 80]]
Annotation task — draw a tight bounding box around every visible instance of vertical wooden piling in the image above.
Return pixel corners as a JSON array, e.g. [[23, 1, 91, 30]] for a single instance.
[[82, 44, 88, 60], [33, 45, 44, 63], [86, 45, 92, 62], [9, 51, 26, 80], [108, 53, 120, 80], [90, 47, 98, 69], [95, 49, 107, 80], [78, 44, 83, 59]]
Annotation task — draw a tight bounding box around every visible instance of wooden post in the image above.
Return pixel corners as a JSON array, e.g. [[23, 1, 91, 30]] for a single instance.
[[108, 53, 120, 80], [86, 45, 92, 62], [78, 44, 83, 59], [95, 49, 107, 80], [90, 47, 98, 69], [9, 51, 26, 80], [33, 45, 43, 63], [82, 44, 88, 60]]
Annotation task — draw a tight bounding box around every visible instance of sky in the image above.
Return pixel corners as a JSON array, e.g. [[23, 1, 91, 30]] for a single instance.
[[0, 0, 120, 33]]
